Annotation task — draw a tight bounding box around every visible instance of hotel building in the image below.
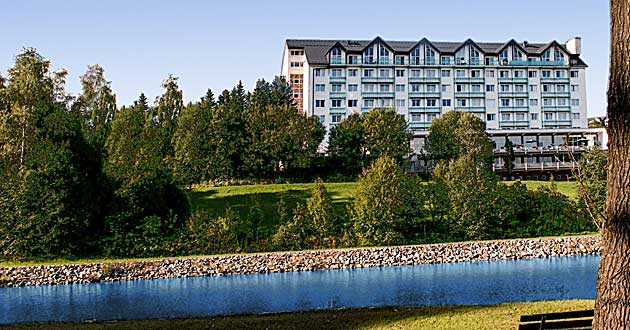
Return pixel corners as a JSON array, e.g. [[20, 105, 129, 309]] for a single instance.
[[281, 37, 607, 177]]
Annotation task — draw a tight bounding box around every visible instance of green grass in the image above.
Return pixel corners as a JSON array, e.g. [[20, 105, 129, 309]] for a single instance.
[[1, 300, 594, 330], [519, 180, 579, 199]]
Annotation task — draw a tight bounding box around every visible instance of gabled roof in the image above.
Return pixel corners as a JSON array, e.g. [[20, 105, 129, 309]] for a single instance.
[[408, 37, 440, 53], [453, 38, 484, 54], [496, 39, 528, 55], [284, 37, 587, 66], [362, 36, 395, 53]]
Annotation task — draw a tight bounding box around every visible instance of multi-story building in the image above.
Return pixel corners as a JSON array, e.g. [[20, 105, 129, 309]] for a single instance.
[[281, 36, 607, 178]]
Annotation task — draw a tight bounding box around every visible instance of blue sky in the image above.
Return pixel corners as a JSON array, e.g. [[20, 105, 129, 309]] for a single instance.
[[1, 0, 610, 116]]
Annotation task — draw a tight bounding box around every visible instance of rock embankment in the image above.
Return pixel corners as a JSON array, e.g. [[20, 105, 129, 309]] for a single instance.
[[0, 235, 600, 287]]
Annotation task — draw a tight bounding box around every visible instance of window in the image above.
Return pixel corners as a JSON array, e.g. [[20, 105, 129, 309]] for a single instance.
[[501, 113, 511, 121], [556, 85, 566, 92], [515, 85, 525, 92], [363, 69, 374, 77], [396, 69, 405, 77], [571, 99, 580, 106], [471, 98, 483, 107], [315, 100, 325, 107], [571, 85, 579, 92], [529, 85, 538, 92], [379, 84, 390, 92], [331, 99, 343, 108], [571, 71, 579, 78], [544, 112, 554, 120], [441, 84, 450, 92], [572, 113, 581, 120], [348, 55, 360, 64], [379, 69, 390, 77], [331, 114, 342, 123], [515, 99, 525, 106], [426, 69, 437, 77], [315, 84, 325, 92], [486, 84, 495, 92], [411, 70, 421, 77], [514, 70, 524, 78], [441, 56, 451, 65], [456, 84, 466, 92], [501, 99, 511, 107], [427, 84, 437, 92], [395, 55, 405, 65], [426, 99, 437, 107], [558, 112, 568, 120], [531, 113, 538, 121], [318, 115, 325, 123], [348, 84, 358, 92], [348, 100, 358, 107], [442, 99, 452, 107], [331, 84, 342, 92], [411, 84, 421, 92], [487, 99, 496, 107], [555, 70, 566, 78], [348, 69, 358, 77], [411, 99, 422, 107], [411, 113, 422, 122], [364, 47, 375, 64], [487, 113, 496, 121], [314, 69, 325, 77], [543, 98, 554, 106], [542, 70, 551, 78], [457, 99, 467, 107], [427, 114, 438, 122], [486, 70, 495, 78], [290, 61, 303, 67], [395, 84, 405, 92], [470, 48, 480, 65], [456, 70, 466, 77], [395, 99, 405, 107], [410, 47, 421, 65], [516, 113, 526, 121], [290, 50, 304, 56], [500, 70, 509, 78], [364, 100, 374, 108], [528, 71, 537, 78], [471, 70, 481, 78], [513, 47, 524, 61], [555, 49, 565, 62], [331, 69, 343, 77], [542, 84, 552, 92], [542, 49, 552, 62], [499, 48, 509, 64], [441, 70, 451, 77], [426, 47, 436, 65], [530, 99, 538, 106], [500, 84, 510, 92], [557, 98, 567, 106], [471, 84, 482, 92], [363, 84, 375, 92]]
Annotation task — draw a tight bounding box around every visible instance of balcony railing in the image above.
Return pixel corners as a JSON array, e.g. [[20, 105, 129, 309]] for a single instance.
[[329, 107, 347, 113], [541, 91, 570, 98], [499, 106, 529, 112], [361, 91, 395, 98], [541, 77, 570, 83], [408, 77, 440, 83], [499, 120, 530, 127], [454, 91, 486, 97], [409, 58, 437, 66], [454, 77, 485, 83], [456, 106, 486, 112], [542, 105, 571, 110], [329, 91, 346, 98], [329, 76, 346, 83], [498, 91, 529, 97], [497, 77, 528, 83], [409, 106, 441, 112], [509, 60, 567, 66], [331, 56, 345, 65]]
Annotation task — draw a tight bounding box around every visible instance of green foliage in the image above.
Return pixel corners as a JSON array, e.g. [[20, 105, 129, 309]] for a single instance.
[[306, 178, 339, 247], [349, 155, 406, 246], [327, 113, 366, 176], [362, 108, 411, 162], [503, 139, 515, 174], [272, 203, 313, 251], [576, 147, 608, 226], [425, 111, 494, 167]]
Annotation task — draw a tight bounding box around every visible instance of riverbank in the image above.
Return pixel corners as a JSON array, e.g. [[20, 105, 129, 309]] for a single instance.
[[0, 300, 595, 330], [0, 235, 599, 287]]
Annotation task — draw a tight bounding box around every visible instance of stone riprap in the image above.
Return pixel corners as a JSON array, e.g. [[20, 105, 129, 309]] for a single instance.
[[0, 235, 600, 287]]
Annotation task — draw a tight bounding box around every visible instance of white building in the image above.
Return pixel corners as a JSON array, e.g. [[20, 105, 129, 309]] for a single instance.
[[281, 36, 606, 178]]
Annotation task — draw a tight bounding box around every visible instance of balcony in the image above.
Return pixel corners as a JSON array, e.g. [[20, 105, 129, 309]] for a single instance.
[[499, 120, 530, 127], [408, 121, 432, 129], [408, 77, 440, 83], [408, 106, 441, 113], [329, 91, 346, 98], [498, 91, 529, 97], [542, 119, 572, 126], [329, 107, 347, 113], [456, 106, 486, 113], [541, 91, 570, 98], [509, 60, 567, 66], [541, 77, 570, 83], [409, 59, 438, 66], [497, 77, 528, 83], [330, 56, 345, 65], [454, 77, 485, 83], [361, 76, 394, 83], [409, 91, 441, 98], [361, 90, 395, 98], [454, 91, 486, 97], [499, 106, 529, 112], [455, 59, 483, 66], [542, 105, 571, 111], [329, 76, 346, 83]]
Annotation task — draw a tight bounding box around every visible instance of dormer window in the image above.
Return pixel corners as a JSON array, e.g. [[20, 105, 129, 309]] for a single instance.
[[379, 44, 390, 64], [411, 48, 421, 65], [470, 48, 480, 65], [554, 48, 565, 63], [426, 48, 436, 65], [499, 49, 509, 65], [542, 49, 552, 62], [456, 48, 466, 64], [331, 48, 343, 64], [513, 48, 524, 61], [364, 47, 375, 64]]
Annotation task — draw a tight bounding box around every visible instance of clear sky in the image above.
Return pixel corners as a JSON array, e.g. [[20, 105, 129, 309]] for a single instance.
[[1, 0, 610, 116]]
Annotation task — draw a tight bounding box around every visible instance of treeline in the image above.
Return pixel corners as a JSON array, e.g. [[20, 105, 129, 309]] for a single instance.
[[0, 49, 599, 261]]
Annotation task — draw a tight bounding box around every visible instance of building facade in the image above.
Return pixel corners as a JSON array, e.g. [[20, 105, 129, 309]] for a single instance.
[[281, 37, 606, 177]]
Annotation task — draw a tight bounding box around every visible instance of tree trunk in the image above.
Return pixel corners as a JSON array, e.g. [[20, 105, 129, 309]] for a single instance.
[[593, 1, 630, 328]]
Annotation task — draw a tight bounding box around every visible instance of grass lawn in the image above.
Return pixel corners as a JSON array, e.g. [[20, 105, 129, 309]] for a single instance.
[[2, 300, 594, 330]]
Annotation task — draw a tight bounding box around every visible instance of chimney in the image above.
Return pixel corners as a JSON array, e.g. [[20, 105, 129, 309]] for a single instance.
[[566, 36, 582, 55]]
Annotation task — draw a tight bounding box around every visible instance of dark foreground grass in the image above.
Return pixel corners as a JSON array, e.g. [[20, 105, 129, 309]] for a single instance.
[[2, 300, 594, 330]]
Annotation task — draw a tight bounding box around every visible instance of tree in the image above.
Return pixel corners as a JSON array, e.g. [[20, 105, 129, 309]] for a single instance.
[[72, 64, 117, 149], [171, 91, 215, 184], [272, 203, 313, 251], [503, 139, 515, 175], [152, 75, 183, 160], [362, 108, 411, 162], [307, 178, 337, 247], [576, 147, 608, 227], [349, 155, 406, 246], [425, 111, 494, 167], [327, 113, 366, 176], [593, 1, 630, 327]]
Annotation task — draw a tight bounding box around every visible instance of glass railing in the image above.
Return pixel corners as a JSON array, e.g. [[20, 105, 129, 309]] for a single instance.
[[331, 56, 344, 65], [510, 60, 567, 66]]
